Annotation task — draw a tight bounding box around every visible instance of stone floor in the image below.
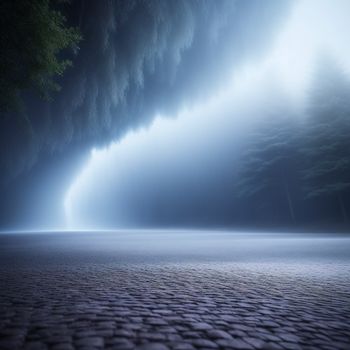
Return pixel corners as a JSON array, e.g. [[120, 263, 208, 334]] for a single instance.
[[0, 232, 349, 350]]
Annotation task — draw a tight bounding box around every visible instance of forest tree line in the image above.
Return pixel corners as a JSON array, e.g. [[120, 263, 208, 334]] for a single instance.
[[235, 57, 350, 229]]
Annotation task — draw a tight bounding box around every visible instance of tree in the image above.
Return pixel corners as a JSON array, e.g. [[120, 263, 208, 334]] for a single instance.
[[302, 56, 350, 223], [0, 0, 81, 112], [236, 116, 301, 224]]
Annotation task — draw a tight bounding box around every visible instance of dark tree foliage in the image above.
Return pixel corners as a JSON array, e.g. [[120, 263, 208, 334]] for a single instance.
[[0, 0, 81, 112], [236, 116, 301, 224], [236, 56, 350, 228], [302, 56, 350, 222]]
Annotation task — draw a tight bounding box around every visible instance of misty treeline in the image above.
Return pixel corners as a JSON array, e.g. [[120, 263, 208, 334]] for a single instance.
[[235, 57, 350, 229]]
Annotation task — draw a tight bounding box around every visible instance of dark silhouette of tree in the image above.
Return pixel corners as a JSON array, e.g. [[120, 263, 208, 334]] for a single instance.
[[236, 115, 301, 224], [302, 56, 350, 223], [0, 0, 81, 112]]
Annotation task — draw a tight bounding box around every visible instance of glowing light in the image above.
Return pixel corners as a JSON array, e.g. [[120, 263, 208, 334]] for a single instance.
[[64, 0, 350, 229]]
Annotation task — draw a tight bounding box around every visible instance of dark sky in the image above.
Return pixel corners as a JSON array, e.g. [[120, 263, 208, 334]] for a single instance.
[[2, 0, 350, 231]]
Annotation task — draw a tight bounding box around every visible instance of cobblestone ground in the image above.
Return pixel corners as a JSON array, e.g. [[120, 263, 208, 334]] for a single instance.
[[0, 233, 349, 350]]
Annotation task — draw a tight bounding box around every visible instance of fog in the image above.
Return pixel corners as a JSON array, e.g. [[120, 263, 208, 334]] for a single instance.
[[64, 70, 289, 228], [64, 0, 350, 230], [1, 0, 350, 231], [1, 0, 292, 230], [2, 231, 349, 268]]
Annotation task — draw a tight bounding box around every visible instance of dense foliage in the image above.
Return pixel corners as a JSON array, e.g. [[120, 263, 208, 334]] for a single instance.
[[236, 57, 350, 228], [0, 0, 81, 112]]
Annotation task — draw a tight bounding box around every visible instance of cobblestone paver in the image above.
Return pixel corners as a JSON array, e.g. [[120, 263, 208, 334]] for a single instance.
[[0, 235, 349, 350]]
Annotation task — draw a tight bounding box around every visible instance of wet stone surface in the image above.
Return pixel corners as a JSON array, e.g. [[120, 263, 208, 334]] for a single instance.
[[0, 232, 349, 350]]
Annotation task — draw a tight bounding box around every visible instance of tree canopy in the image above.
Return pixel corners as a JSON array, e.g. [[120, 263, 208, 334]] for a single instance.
[[302, 56, 350, 222], [235, 56, 350, 227], [0, 0, 81, 112]]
